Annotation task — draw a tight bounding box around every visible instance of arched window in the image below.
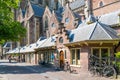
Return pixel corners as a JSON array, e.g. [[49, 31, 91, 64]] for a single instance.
[[59, 37, 63, 43], [99, 1, 104, 7], [45, 16, 48, 30]]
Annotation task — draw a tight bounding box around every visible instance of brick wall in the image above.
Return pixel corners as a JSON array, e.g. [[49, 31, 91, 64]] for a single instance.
[[92, 0, 120, 16]]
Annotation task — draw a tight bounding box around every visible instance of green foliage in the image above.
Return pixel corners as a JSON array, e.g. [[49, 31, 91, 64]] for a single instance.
[[115, 52, 120, 58], [115, 52, 120, 71], [0, 0, 26, 44]]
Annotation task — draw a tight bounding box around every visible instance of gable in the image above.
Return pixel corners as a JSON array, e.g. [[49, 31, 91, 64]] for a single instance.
[[62, 4, 76, 30], [42, 6, 52, 30], [25, 1, 34, 20], [17, 8, 24, 23], [49, 11, 60, 35]]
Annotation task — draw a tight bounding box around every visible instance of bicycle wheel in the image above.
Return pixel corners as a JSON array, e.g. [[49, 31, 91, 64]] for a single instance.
[[64, 64, 67, 72], [102, 66, 117, 79], [89, 66, 96, 76], [67, 65, 72, 73]]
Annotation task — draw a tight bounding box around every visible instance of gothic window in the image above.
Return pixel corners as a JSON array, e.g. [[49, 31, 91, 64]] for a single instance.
[[99, 1, 104, 7], [45, 16, 48, 30]]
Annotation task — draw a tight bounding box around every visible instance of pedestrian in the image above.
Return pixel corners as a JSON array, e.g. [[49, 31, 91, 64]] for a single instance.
[[8, 55, 11, 63]]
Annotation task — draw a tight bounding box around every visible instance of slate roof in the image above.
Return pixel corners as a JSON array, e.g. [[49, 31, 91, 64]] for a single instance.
[[39, 36, 57, 48], [77, 20, 87, 28], [55, 7, 65, 22], [21, 43, 36, 53], [19, 46, 27, 53], [19, 39, 47, 53], [31, 4, 44, 17], [6, 48, 17, 54], [73, 12, 81, 20], [99, 10, 120, 26], [67, 22, 119, 43], [3, 42, 11, 48], [70, 0, 85, 10]]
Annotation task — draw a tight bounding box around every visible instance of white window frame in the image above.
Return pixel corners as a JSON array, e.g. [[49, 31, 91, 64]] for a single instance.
[[70, 48, 81, 66]]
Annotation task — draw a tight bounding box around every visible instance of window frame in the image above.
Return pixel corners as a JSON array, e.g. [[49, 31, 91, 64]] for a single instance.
[[70, 48, 81, 66], [91, 47, 111, 64]]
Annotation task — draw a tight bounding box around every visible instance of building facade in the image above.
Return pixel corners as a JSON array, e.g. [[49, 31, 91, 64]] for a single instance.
[[5, 0, 120, 74]]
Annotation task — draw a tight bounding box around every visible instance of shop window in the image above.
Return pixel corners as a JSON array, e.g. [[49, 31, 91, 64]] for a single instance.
[[50, 52, 54, 62], [92, 48, 100, 58], [101, 48, 109, 57], [91, 48, 110, 63], [71, 49, 80, 65]]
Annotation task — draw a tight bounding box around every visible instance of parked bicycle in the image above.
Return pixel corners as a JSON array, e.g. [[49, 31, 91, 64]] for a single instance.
[[89, 55, 118, 79], [64, 61, 72, 73]]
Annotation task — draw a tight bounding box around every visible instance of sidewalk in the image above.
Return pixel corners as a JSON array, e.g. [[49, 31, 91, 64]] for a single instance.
[[0, 75, 7, 80]]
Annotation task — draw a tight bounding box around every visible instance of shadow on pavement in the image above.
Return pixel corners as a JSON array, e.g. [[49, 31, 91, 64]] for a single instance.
[[0, 63, 61, 74]]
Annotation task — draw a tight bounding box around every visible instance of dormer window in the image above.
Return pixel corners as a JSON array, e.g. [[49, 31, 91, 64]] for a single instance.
[[99, 1, 104, 7], [65, 17, 70, 24], [30, 46, 32, 48]]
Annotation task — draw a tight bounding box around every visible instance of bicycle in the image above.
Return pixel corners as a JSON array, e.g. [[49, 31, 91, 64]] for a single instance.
[[64, 61, 72, 73], [102, 65, 117, 79], [89, 55, 118, 79]]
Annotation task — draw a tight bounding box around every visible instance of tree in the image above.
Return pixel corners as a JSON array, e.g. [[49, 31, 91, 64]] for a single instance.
[[0, 0, 26, 44]]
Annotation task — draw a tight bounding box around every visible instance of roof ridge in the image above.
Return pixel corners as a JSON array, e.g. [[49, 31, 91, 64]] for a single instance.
[[89, 22, 98, 40]]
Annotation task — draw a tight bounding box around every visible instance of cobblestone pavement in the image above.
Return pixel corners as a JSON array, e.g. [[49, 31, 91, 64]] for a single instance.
[[0, 60, 120, 80]]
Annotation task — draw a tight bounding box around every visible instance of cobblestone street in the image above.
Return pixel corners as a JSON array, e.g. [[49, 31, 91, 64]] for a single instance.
[[0, 60, 119, 80]]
